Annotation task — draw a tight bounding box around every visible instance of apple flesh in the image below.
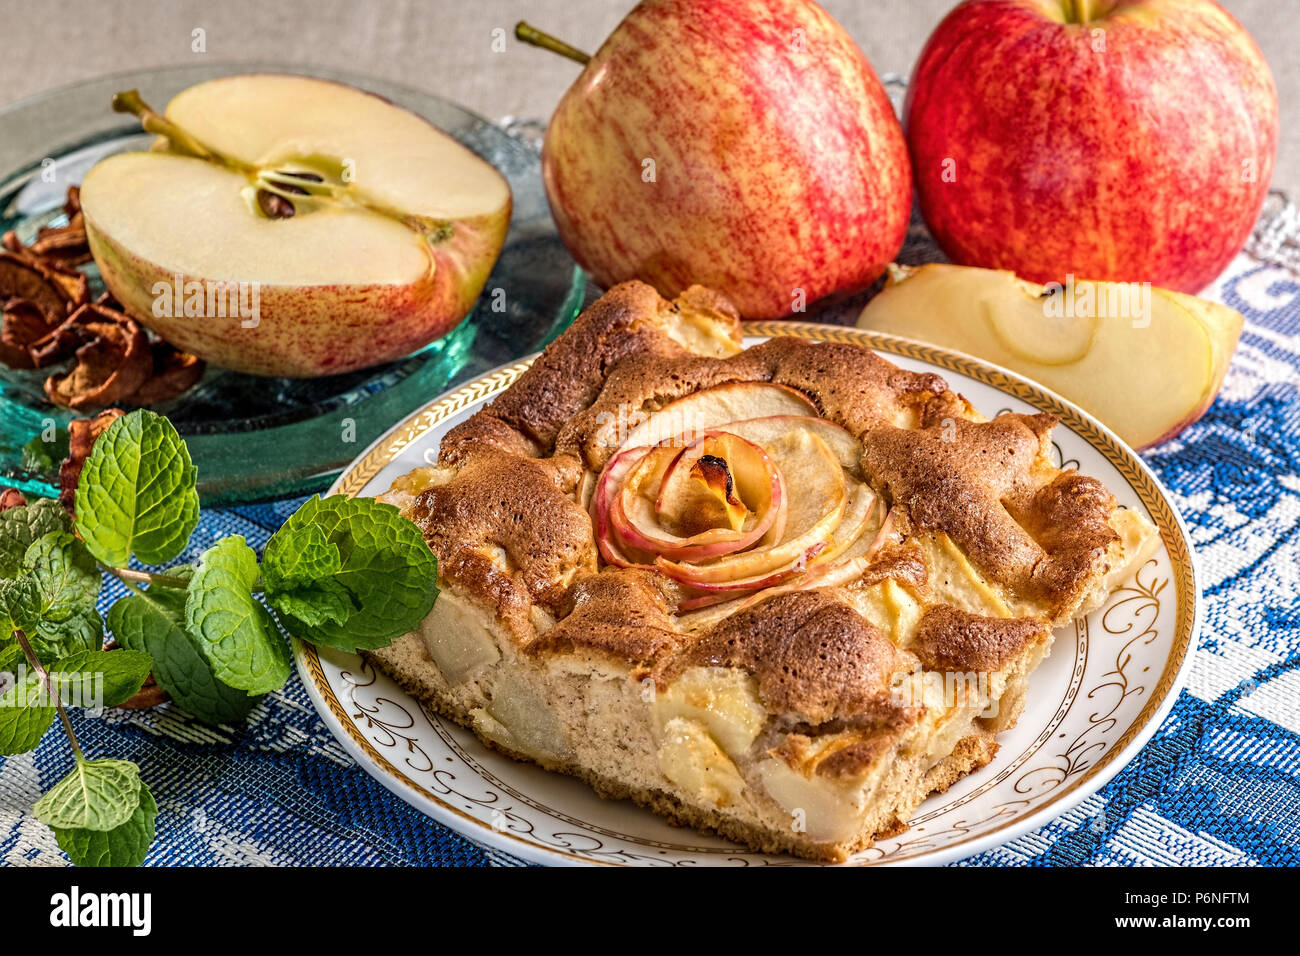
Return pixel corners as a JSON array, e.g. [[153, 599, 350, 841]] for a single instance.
[[614, 433, 786, 561], [857, 263, 1243, 449], [538, 0, 911, 319], [79, 74, 512, 377], [656, 430, 849, 585], [617, 382, 818, 455], [905, 0, 1278, 293]]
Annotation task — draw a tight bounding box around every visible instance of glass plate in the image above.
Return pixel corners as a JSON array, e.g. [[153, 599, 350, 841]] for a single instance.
[[0, 64, 585, 504]]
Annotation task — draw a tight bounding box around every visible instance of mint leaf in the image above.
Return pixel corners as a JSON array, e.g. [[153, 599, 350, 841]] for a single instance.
[[0, 642, 23, 673], [264, 523, 341, 586], [0, 576, 42, 635], [54, 779, 156, 867], [33, 758, 141, 831], [25, 531, 100, 614], [28, 604, 101, 661], [262, 521, 355, 627], [265, 585, 354, 628], [19, 532, 102, 659], [0, 667, 56, 755], [108, 583, 256, 725], [21, 428, 69, 477], [186, 536, 289, 694], [51, 649, 152, 709], [264, 495, 439, 652], [0, 497, 70, 578], [74, 410, 199, 567]]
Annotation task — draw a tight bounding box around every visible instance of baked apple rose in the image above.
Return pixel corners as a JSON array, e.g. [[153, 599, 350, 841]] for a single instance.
[[590, 382, 892, 618]]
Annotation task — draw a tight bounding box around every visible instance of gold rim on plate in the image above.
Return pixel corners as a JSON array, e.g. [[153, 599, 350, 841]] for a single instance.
[[297, 322, 1199, 866]]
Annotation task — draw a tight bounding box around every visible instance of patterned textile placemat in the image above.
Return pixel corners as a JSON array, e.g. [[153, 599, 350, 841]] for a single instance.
[[3, 191, 1298, 867]]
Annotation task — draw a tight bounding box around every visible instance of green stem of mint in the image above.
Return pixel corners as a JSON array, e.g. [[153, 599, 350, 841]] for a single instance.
[[102, 563, 193, 592], [14, 628, 83, 762], [105, 562, 263, 595]]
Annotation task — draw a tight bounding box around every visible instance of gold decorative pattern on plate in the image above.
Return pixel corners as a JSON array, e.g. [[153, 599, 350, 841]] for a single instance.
[[297, 323, 1199, 866]]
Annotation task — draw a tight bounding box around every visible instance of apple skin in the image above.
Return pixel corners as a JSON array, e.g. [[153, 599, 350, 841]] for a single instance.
[[906, 0, 1278, 293], [542, 0, 911, 319], [83, 202, 510, 378]]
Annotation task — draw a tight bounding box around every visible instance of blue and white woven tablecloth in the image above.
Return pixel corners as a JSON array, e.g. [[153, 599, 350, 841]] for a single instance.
[[3, 194, 1299, 868]]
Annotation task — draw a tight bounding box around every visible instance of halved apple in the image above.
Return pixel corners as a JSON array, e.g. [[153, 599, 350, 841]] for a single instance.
[[857, 264, 1243, 449], [80, 74, 512, 377]]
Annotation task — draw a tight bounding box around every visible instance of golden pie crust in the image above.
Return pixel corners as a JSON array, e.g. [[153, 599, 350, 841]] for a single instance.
[[366, 281, 1157, 861]]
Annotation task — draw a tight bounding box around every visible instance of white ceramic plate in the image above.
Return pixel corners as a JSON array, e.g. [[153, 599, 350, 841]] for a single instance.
[[293, 323, 1201, 866]]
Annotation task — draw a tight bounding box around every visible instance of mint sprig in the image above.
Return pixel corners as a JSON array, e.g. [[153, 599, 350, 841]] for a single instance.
[[263, 495, 440, 651], [1, 407, 440, 867]]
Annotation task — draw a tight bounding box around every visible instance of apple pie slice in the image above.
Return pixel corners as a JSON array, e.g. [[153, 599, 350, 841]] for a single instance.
[[368, 281, 1158, 861]]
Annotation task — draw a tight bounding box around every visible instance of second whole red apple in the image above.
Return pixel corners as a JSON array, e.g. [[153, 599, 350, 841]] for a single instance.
[[535, 0, 913, 320], [905, 0, 1278, 293]]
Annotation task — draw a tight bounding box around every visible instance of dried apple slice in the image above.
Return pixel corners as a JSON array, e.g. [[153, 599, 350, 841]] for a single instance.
[[42, 304, 151, 410]]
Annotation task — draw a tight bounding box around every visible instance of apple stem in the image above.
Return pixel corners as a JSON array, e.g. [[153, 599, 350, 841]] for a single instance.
[[1062, 0, 1104, 24], [112, 89, 253, 173], [515, 22, 591, 65]]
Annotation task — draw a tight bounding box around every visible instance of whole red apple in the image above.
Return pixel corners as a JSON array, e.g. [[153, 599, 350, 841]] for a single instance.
[[906, 0, 1278, 293], [540, 0, 911, 319]]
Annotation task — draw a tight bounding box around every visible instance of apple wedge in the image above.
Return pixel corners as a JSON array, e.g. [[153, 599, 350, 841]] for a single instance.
[[857, 264, 1243, 449], [80, 74, 512, 377], [591, 445, 657, 569]]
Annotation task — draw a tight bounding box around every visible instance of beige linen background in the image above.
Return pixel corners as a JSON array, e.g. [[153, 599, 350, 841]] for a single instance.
[[0, 0, 1293, 194]]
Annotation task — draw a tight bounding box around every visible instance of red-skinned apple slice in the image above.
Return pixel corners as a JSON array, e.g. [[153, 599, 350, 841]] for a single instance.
[[676, 500, 893, 624], [650, 433, 782, 543], [616, 382, 817, 457], [656, 430, 846, 585], [719, 415, 862, 470], [670, 480, 877, 601], [615, 466, 786, 562], [591, 445, 659, 568], [672, 541, 828, 610], [676, 550, 872, 623]]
